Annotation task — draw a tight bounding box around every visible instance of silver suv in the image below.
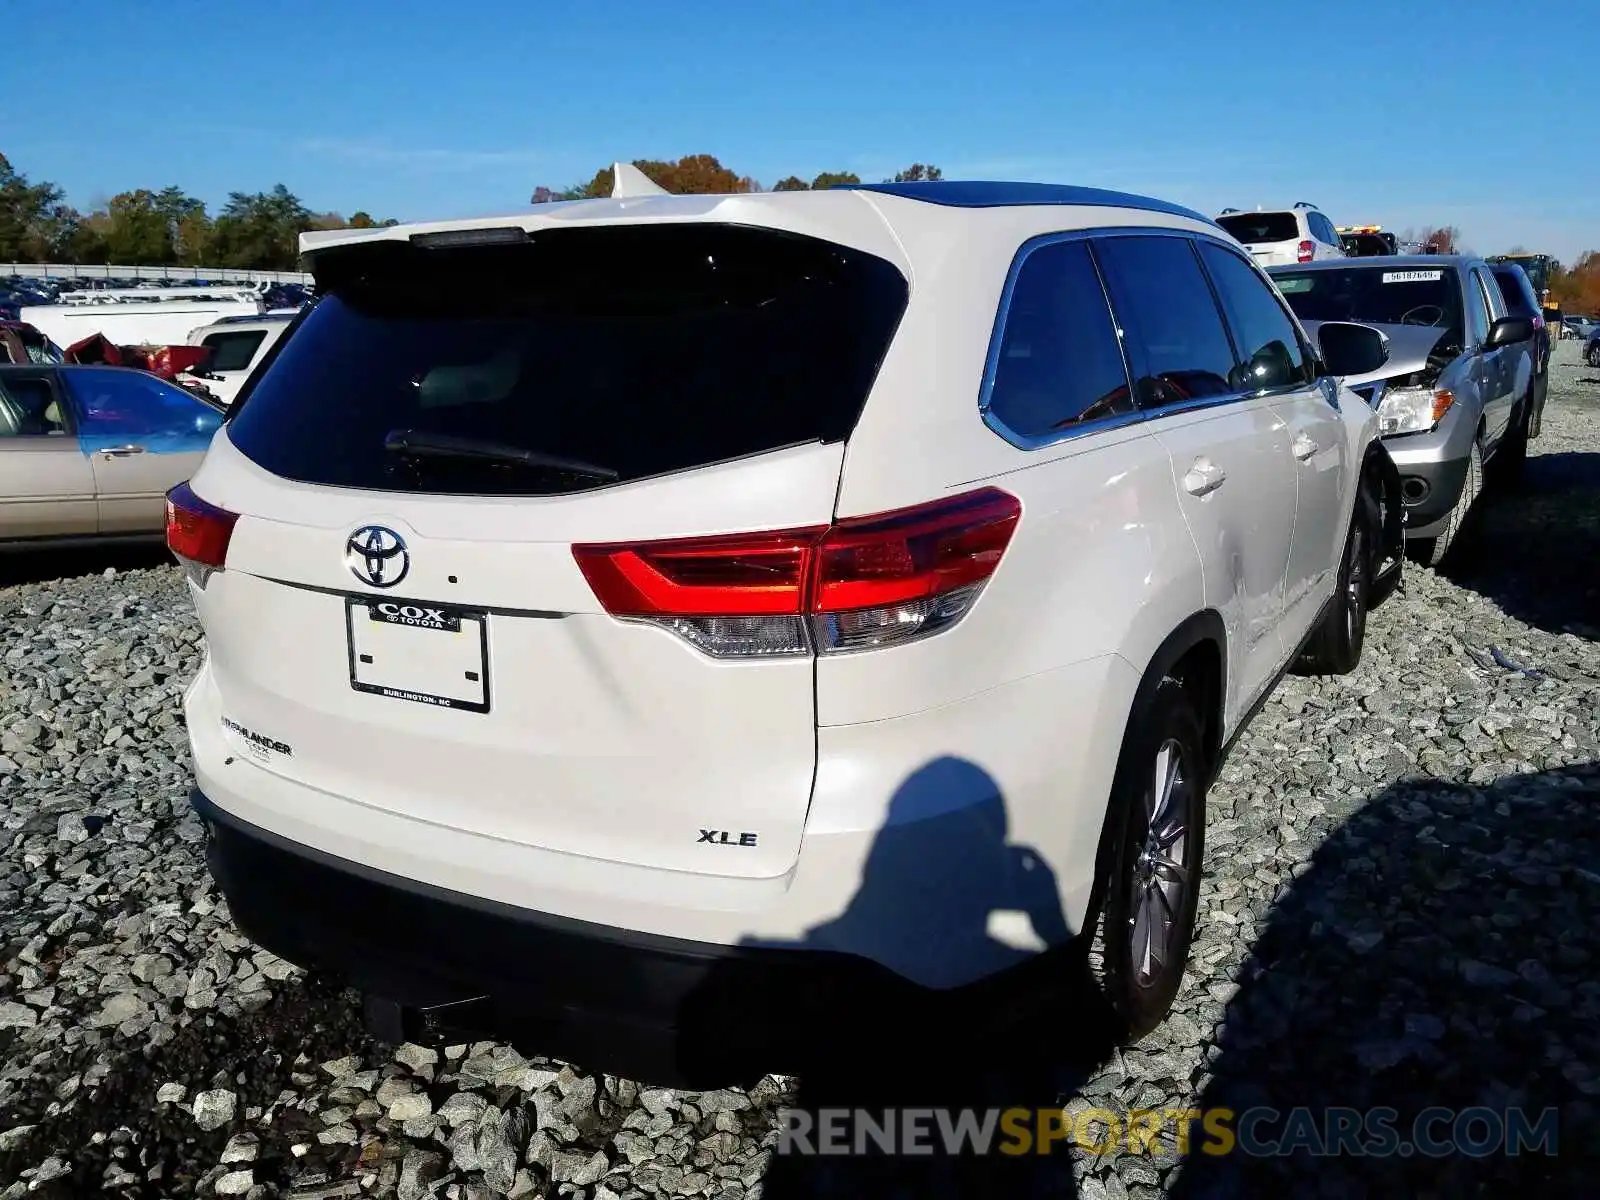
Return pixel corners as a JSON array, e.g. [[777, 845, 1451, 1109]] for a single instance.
[[1269, 256, 1538, 565]]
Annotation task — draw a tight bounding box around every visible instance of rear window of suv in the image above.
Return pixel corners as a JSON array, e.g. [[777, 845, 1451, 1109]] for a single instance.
[[225, 225, 909, 496], [200, 329, 268, 373], [1216, 212, 1300, 244]]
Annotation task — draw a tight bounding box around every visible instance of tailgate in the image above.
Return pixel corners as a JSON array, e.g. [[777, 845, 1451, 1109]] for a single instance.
[[182, 220, 909, 881], [191, 437, 843, 879]]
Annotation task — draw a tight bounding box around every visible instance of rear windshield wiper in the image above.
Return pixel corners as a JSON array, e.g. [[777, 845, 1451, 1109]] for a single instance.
[[383, 429, 619, 482]]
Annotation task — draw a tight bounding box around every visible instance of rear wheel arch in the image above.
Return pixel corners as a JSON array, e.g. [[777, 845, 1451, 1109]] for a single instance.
[[1089, 611, 1225, 907]]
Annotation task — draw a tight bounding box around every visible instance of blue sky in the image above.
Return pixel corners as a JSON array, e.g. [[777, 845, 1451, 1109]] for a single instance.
[[10, 0, 1595, 261]]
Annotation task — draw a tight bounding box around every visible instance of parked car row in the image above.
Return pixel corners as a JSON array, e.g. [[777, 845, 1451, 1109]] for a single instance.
[[1560, 314, 1599, 341]]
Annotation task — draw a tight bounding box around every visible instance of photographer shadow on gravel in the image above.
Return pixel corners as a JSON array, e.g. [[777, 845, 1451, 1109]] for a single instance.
[[1440, 449, 1600, 640], [679, 755, 1118, 1200], [1167, 763, 1600, 1197]]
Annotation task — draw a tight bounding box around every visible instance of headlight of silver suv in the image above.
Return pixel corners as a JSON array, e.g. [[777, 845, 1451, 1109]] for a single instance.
[[1376, 386, 1455, 436]]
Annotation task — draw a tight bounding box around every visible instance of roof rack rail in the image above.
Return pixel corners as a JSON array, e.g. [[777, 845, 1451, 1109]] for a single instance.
[[1293, 200, 1317, 209], [1218, 207, 1240, 215]]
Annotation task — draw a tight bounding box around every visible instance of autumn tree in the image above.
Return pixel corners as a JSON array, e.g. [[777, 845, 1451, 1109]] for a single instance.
[[771, 176, 809, 191], [1551, 251, 1600, 315], [535, 154, 760, 201], [1416, 225, 1461, 254], [101, 190, 175, 263], [809, 171, 860, 190], [0, 153, 81, 260], [209, 185, 313, 270]]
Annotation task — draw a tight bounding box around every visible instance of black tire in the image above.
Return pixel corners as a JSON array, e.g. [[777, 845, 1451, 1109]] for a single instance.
[[1099, 677, 1207, 1042], [1529, 371, 1546, 439], [1411, 438, 1481, 568], [1588, 342, 1600, 368], [1297, 471, 1375, 675]]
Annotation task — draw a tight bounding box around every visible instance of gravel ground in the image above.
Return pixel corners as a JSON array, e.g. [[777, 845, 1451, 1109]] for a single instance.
[[3, 344, 1598, 1198]]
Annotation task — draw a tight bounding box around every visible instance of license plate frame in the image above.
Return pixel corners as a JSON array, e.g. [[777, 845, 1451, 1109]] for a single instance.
[[345, 597, 491, 713]]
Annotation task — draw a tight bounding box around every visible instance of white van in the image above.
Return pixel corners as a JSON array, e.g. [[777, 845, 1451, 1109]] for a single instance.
[[21, 287, 264, 351]]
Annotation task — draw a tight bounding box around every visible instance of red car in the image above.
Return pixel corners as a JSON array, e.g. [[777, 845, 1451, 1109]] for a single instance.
[[0, 320, 64, 366]]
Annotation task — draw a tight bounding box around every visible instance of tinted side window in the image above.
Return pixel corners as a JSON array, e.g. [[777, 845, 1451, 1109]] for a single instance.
[[64, 370, 224, 445], [1464, 271, 1491, 343], [1475, 270, 1506, 322], [1095, 236, 1238, 408], [986, 240, 1133, 437], [1199, 243, 1314, 391]]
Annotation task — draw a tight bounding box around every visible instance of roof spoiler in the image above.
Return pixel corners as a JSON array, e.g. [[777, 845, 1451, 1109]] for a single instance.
[[611, 162, 669, 198]]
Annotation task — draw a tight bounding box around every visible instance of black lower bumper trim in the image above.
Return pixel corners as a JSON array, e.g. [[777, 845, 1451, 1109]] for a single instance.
[[1396, 453, 1470, 531], [190, 789, 1088, 1085]]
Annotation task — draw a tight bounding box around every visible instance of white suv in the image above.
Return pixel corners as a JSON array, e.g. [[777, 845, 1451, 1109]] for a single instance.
[[169, 182, 1402, 1083], [183, 313, 296, 407], [1215, 203, 1348, 267]]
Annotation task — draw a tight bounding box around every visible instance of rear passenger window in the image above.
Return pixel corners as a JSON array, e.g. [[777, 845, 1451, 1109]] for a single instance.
[[986, 240, 1132, 437], [1094, 236, 1238, 408], [1198, 242, 1314, 392]]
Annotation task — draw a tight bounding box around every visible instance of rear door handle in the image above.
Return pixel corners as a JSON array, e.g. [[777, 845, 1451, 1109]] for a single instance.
[[1292, 433, 1319, 461], [1182, 458, 1227, 497], [98, 444, 146, 458]]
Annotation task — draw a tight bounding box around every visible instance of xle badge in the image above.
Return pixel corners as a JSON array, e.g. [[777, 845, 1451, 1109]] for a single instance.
[[699, 829, 759, 847]]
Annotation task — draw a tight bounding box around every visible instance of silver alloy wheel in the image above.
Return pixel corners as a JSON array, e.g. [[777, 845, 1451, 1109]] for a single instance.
[[1129, 737, 1191, 989], [1346, 521, 1367, 644]]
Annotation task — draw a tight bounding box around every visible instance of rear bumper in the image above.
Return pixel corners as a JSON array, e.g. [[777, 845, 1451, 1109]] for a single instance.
[[192, 787, 1062, 1084]]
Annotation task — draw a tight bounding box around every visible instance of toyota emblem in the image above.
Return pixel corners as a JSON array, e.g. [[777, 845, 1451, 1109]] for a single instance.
[[346, 525, 409, 588]]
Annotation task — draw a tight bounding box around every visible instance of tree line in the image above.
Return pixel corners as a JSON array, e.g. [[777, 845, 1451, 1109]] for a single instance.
[[1548, 254, 1599, 315], [8, 146, 1595, 308], [529, 156, 943, 203], [1, 152, 397, 272]]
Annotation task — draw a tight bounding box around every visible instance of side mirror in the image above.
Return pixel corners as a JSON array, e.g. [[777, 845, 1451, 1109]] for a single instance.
[[1316, 321, 1390, 377], [1484, 315, 1534, 349]]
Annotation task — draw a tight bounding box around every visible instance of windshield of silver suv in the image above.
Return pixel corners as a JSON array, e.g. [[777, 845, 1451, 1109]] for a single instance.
[[1216, 212, 1299, 244], [1273, 265, 1464, 334], [225, 225, 909, 496]]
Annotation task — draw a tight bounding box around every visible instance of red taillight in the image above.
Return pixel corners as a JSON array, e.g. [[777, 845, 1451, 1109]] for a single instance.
[[1297, 239, 1315, 263], [573, 488, 1022, 657], [164, 481, 238, 569], [573, 527, 824, 617], [812, 489, 1021, 612]]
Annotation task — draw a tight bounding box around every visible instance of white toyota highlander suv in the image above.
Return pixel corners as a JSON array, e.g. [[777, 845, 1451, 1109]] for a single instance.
[[169, 180, 1403, 1084]]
